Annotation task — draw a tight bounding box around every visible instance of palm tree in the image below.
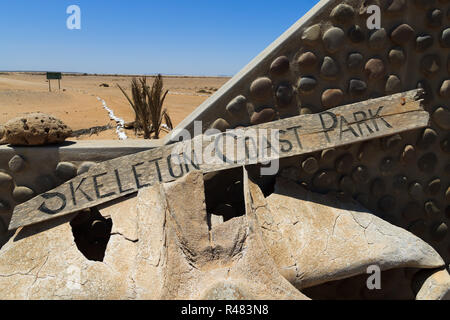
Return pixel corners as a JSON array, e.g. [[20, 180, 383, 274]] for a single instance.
[[118, 75, 173, 139]]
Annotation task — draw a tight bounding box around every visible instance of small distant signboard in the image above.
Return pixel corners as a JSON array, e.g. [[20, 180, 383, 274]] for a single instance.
[[46, 72, 62, 80]]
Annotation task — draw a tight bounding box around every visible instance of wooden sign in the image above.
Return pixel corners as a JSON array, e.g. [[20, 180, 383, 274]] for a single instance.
[[9, 90, 428, 230], [46, 72, 62, 80]]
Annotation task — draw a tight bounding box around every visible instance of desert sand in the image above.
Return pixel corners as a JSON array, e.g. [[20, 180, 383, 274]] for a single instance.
[[0, 73, 230, 140]]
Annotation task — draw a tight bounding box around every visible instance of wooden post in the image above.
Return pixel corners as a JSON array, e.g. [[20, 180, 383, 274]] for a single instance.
[[58, 79, 61, 90], [48, 80, 51, 92]]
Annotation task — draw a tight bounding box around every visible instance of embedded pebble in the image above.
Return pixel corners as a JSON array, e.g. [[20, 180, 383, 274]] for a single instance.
[[8, 155, 25, 173], [0, 200, 10, 214], [349, 79, 367, 95], [380, 157, 396, 176], [401, 145, 416, 163], [418, 153, 438, 173], [0, 172, 13, 189], [352, 165, 369, 184], [250, 77, 273, 102], [298, 77, 317, 94], [389, 48, 406, 66], [427, 8, 443, 27], [382, 134, 402, 150], [12, 186, 35, 203], [387, 0, 406, 12], [56, 162, 78, 181], [420, 54, 441, 75], [425, 201, 441, 219], [369, 28, 387, 49], [348, 25, 365, 43], [441, 28, 450, 48], [390, 24, 414, 44], [77, 162, 97, 175], [275, 83, 293, 106], [302, 157, 319, 175], [365, 59, 385, 80], [442, 136, 450, 153], [402, 202, 422, 222], [321, 56, 340, 79], [302, 24, 321, 43], [297, 52, 318, 69], [335, 154, 353, 174], [417, 80, 433, 103], [321, 148, 336, 162], [211, 118, 231, 132], [321, 89, 344, 108], [378, 196, 396, 212], [418, 128, 438, 149], [340, 176, 355, 195], [427, 178, 442, 196], [322, 27, 345, 53], [416, 35, 434, 51], [431, 223, 448, 242], [385, 75, 402, 94], [90, 220, 109, 239], [300, 107, 312, 115], [393, 175, 408, 193], [250, 108, 276, 125], [330, 4, 354, 24], [371, 178, 386, 197], [432, 107, 450, 130], [347, 52, 364, 70], [446, 186, 450, 202], [270, 56, 290, 76], [409, 182, 424, 198], [226, 95, 247, 115], [313, 170, 337, 192]]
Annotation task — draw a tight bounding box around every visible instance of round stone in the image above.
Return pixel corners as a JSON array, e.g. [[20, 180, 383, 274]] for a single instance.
[[340, 176, 355, 195], [12, 186, 35, 203], [418, 153, 438, 173], [442, 136, 450, 153], [380, 157, 396, 176], [336, 154, 354, 174], [0, 172, 13, 189], [387, 0, 406, 12], [382, 134, 402, 150], [348, 25, 365, 43], [322, 27, 345, 53], [420, 54, 441, 75], [432, 107, 450, 130], [379, 195, 396, 212], [250, 77, 273, 102], [409, 182, 424, 198], [371, 179, 385, 197], [446, 186, 450, 202], [417, 80, 433, 103], [226, 95, 247, 115], [0, 200, 10, 214], [347, 52, 364, 70], [56, 162, 78, 181], [321, 89, 344, 108], [302, 24, 321, 43], [297, 52, 318, 69], [250, 108, 276, 125], [431, 222, 448, 242], [8, 155, 25, 173], [393, 175, 408, 193], [385, 75, 402, 94], [275, 84, 293, 106], [417, 128, 437, 149], [302, 157, 319, 174], [298, 77, 317, 94], [427, 8, 443, 27], [321, 148, 336, 162], [365, 59, 385, 80], [330, 4, 355, 24], [441, 28, 450, 48], [270, 56, 290, 76], [349, 79, 367, 96], [300, 107, 312, 115], [425, 201, 441, 219], [391, 24, 415, 44], [402, 202, 422, 222], [211, 118, 231, 132], [389, 48, 406, 66], [77, 162, 97, 175], [427, 178, 442, 195], [321, 56, 340, 79], [401, 145, 416, 163], [369, 28, 387, 49], [313, 170, 337, 192], [416, 35, 434, 51], [352, 166, 369, 184], [90, 220, 109, 239]]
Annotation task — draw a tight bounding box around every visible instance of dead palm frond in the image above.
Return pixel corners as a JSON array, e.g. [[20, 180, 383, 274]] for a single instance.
[[118, 75, 173, 139]]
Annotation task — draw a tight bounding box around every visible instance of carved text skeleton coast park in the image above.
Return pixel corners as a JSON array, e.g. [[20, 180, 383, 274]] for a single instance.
[[9, 90, 429, 230]]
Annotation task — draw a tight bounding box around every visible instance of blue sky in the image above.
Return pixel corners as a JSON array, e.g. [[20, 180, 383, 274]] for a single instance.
[[0, 0, 318, 76]]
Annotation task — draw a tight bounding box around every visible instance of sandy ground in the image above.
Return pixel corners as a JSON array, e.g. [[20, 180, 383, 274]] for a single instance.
[[0, 73, 230, 140]]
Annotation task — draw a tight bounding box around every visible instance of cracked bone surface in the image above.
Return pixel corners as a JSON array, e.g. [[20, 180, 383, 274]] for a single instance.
[[0, 171, 306, 300], [257, 178, 445, 290]]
